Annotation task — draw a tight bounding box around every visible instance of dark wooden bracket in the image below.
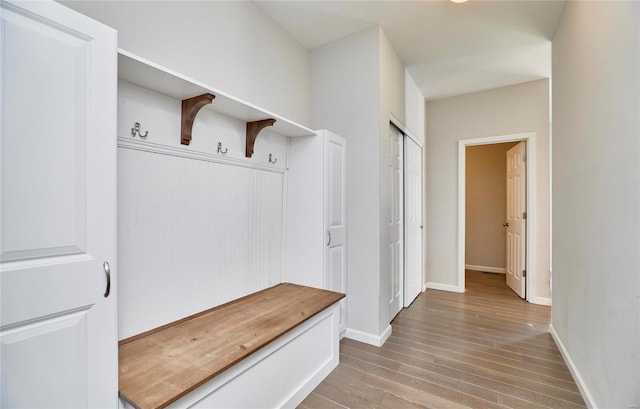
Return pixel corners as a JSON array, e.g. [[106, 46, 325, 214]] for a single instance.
[[245, 118, 276, 158], [181, 93, 215, 145]]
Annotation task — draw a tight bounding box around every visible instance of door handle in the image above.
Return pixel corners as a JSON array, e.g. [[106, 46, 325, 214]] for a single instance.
[[503, 222, 509, 227], [103, 261, 111, 298], [327, 231, 332, 246]]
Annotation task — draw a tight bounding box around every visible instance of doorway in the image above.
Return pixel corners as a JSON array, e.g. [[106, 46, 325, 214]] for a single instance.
[[465, 141, 526, 298], [457, 133, 537, 302]]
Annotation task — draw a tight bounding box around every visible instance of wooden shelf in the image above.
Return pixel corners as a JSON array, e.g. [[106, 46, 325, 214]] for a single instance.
[[117, 50, 316, 141]]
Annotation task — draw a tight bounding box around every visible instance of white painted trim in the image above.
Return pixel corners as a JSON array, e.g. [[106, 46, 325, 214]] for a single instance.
[[457, 132, 538, 301], [425, 282, 464, 293], [549, 325, 597, 409], [389, 112, 422, 148], [533, 297, 552, 306], [117, 137, 286, 174], [379, 324, 392, 346], [422, 283, 428, 292], [465, 264, 506, 274], [345, 324, 392, 347]]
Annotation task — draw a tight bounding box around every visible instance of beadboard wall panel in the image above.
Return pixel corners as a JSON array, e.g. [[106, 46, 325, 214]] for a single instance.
[[117, 81, 286, 340]]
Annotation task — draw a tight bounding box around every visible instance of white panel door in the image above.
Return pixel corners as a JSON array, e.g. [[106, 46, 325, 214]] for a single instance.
[[506, 142, 526, 298], [403, 137, 423, 307], [388, 125, 404, 319], [325, 132, 346, 335], [0, 1, 117, 407]]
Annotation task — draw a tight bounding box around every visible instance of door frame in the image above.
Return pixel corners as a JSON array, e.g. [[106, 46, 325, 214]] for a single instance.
[[457, 132, 536, 302]]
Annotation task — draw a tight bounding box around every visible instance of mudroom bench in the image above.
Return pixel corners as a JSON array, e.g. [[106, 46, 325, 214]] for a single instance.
[[118, 283, 344, 409]]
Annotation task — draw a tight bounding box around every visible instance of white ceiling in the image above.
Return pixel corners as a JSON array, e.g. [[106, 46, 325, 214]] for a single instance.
[[254, 1, 566, 100]]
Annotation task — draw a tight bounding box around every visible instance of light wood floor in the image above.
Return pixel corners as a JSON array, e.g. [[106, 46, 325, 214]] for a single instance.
[[299, 270, 586, 409]]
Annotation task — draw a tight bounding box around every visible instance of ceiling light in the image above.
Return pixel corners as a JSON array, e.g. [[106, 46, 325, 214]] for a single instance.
[[450, 0, 468, 3]]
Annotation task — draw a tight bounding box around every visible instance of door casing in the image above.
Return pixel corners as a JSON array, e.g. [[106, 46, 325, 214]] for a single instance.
[[457, 132, 537, 302]]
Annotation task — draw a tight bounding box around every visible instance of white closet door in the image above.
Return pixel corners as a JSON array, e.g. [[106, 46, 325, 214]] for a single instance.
[[404, 137, 423, 307], [325, 132, 347, 335], [388, 124, 404, 320], [1, 1, 117, 406]]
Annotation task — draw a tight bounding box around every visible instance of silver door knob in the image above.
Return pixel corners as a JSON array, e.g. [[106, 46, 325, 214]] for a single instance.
[[503, 222, 509, 227], [103, 262, 111, 298]]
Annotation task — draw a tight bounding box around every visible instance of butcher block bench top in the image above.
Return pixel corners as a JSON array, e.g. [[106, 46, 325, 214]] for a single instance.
[[118, 283, 345, 409]]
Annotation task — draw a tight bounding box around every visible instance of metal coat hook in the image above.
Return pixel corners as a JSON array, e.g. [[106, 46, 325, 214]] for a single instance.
[[268, 153, 277, 164], [217, 142, 228, 154], [131, 122, 149, 139]]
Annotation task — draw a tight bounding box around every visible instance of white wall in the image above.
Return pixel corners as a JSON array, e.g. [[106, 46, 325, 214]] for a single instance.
[[425, 79, 550, 299], [311, 26, 423, 345], [379, 28, 407, 329], [60, 1, 310, 125], [310, 27, 382, 342], [405, 70, 425, 145], [551, 2, 640, 407]]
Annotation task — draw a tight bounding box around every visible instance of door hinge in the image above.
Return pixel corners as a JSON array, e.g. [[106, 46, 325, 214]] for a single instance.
[[523, 269, 527, 278], [523, 211, 527, 220], [523, 153, 528, 162]]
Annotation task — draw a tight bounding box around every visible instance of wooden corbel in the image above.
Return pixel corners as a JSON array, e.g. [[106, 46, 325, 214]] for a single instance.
[[245, 118, 276, 158], [181, 93, 215, 145]]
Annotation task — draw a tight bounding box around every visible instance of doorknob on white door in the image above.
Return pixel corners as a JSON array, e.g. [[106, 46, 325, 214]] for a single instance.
[[327, 231, 332, 246], [503, 222, 509, 227]]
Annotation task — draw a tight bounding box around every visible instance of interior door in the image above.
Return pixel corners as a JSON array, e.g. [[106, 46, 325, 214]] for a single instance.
[[325, 132, 346, 336], [0, 1, 118, 406], [388, 124, 404, 319], [404, 137, 423, 307], [506, 142, 526, 298]]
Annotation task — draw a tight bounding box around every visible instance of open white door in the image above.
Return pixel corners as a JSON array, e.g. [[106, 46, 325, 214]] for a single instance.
[[325, 132, 347, 336], [1, 1, 118, 406], [404, 137, 423, 307], [506, 142, 526, 298], [388, 124, 404, 319]]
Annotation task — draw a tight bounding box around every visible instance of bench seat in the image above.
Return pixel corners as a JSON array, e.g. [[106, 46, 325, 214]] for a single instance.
[[118, 283, 344, 409]]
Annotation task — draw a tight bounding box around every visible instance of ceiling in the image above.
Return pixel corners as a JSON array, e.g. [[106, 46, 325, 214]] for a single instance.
[[254, 1, 566, 100]]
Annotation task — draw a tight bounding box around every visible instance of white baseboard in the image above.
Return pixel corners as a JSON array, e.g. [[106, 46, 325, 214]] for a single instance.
[[422, 282, 428, 292], [465, 264, 506, 274], [345, 325, 392, 347], [533, 297, 552, 306], [426, 282, 464, 293], [549, 324, 597, 409], [379, 324, 392, 346]]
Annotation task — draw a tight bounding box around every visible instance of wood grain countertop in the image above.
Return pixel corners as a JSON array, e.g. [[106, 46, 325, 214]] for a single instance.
[[118, 283, 345, 409]]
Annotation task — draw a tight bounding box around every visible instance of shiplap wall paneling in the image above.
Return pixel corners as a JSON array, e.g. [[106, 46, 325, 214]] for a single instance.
[[117, 81, 286, 340]]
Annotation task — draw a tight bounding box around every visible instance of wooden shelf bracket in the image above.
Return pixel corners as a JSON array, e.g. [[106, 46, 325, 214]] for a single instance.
[[181, 93, 215, 145], [246, 118, 276, 158]]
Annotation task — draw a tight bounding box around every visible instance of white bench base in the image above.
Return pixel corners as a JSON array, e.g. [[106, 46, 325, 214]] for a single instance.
[[119, 303, 339, 409]]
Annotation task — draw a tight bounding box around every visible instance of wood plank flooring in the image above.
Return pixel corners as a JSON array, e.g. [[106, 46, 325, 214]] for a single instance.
[[299, 270, 586, 409]]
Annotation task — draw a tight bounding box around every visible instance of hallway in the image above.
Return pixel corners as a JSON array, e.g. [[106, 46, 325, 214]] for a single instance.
[[300, 271, 585, 409]]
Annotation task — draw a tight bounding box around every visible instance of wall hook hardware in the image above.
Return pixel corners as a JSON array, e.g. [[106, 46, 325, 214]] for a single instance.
[[131, 122, 149, 139], [268, 153, 277, 164], [217, 142, 228, 154]]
